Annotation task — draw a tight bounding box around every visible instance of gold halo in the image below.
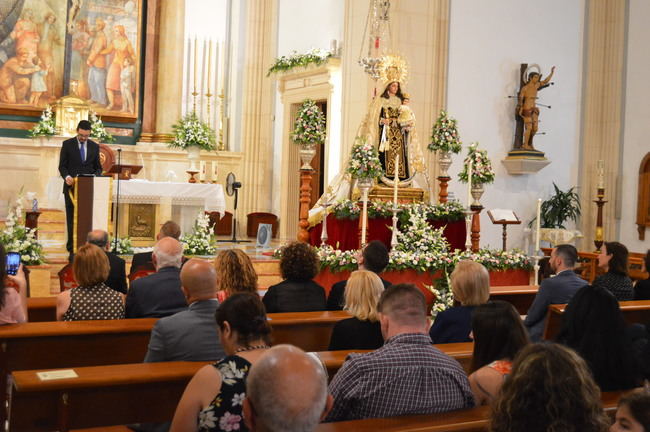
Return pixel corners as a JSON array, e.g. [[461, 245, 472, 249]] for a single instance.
[[379, 54, 408, 86]]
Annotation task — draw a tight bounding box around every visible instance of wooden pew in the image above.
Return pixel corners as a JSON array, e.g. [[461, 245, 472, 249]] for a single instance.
[[268, 310, 351, 352], [315, 390, 626, 432], [9, 361, 210, 431], [543, 299, 650, 340], [489, 285, 538, 314], [26, 296, 57, 322], [315, 342, 474, 378]]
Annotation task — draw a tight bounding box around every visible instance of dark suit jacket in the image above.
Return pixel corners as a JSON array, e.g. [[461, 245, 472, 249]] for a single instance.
[[634, 278, 650, 300], [144, 299, 225, 362], [327, 277, 392, 311], [105, 251, 127, 294], [429, 305, 475, 344], [524, 270, 587, 341], [125, 267, 188, 318], [263, 279, 326, 313], [58, 137, 103, 192], [328, 317, 384, 351]]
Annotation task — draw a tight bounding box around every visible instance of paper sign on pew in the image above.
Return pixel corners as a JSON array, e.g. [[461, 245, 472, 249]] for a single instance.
[[36, 369, 79, 381]]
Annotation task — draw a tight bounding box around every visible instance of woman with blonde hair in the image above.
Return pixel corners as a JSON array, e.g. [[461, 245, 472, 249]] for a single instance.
[[214, 249, 258, 302], [328, 270, 385, 350], [56, 244, 125, 321], [429, 260, 490, 344], [490, 343, 610, 432]]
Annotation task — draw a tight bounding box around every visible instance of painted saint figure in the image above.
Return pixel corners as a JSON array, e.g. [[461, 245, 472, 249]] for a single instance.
[[0, 48, 39, 104], [100, 25, 135, 111], [86, 18, 108, 106], [517, 66, 555, 150]]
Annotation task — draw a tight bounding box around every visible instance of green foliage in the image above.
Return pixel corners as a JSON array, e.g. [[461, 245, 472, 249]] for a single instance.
[[267, 49, 331, 76], [110, 236, 133, 254], [539, 183, 581, 229], [89, 112, 115, 143], [0, 196, 44, 265], [458, 142, 495, 185], [29, 106, 56, 137], [347, 137, 383, 180], [292, 99, 326, 145]]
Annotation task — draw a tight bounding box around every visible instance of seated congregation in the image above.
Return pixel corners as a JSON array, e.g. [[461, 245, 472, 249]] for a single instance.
[[1, 229, 650, 432]]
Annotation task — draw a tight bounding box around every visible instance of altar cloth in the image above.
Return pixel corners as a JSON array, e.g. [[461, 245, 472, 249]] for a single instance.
[[112, 180, 226, 215]]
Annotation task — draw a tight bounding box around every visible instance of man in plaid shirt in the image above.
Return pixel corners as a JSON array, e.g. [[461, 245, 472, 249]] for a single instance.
[[326, 284, 475, 422]]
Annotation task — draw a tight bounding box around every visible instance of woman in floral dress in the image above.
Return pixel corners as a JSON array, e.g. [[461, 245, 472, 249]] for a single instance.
[[170, 293, 272, 432]]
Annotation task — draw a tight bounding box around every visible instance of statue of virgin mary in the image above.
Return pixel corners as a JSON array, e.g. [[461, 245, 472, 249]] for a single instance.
[[308, 55, 429, 225]]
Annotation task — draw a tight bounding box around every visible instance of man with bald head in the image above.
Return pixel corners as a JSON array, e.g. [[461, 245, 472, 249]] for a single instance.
[[144, 259, 224, 362], [326, 283, 474, 422], [243, 345, 333, 432], [125, 237, 187, 318], [86, 229, 127, 294]]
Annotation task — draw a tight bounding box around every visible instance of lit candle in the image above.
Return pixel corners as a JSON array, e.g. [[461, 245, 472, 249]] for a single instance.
[[207, 39, 213, 93], [393, 154, 399, 206], [466, 158, 473, 208], [199, 161, 206, 182], [597, 160, 604, 189], [535, 198, 542, 253], [201, 39, 207, 98], [193, 37, 198, 94]]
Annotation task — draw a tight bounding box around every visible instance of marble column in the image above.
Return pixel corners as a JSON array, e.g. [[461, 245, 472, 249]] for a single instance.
[[239, 0, 277, 224], [578, 0, 626, 249], [143, 0, 185, 142]]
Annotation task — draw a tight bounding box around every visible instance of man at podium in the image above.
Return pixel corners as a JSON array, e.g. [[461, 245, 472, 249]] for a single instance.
[[58, 120, 102, 261]]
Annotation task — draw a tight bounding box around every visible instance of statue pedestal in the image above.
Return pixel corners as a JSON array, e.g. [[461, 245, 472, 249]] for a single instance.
[[502, 149, 551, 175], [368, 186, 425, 203]]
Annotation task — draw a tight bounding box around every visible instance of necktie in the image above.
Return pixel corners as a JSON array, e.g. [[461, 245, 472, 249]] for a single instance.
[[80, 143, 85, 162]]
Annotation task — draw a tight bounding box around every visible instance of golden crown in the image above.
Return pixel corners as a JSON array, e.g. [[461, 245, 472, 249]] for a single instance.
[[379, 54, 409, 85]]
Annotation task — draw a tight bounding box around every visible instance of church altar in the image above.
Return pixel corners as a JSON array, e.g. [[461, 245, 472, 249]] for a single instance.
[[114, 180, 226, 240], [309, 213, 466, 251]]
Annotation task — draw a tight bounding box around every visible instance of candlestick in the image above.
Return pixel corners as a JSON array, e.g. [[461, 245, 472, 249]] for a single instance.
[[393, 154, 399, 205], [211, 161, 218, 183], [466, 159, 473, 208], [199, 161, 206, 182], [597, 159, 605, 189], [193, 37, 197, 95], [535, 198, 542, 253], [207, 40, 213, 92]]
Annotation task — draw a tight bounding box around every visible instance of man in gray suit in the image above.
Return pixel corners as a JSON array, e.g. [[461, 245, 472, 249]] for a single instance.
[[524, 244, 587, 341], [144, 258, 225, 362]]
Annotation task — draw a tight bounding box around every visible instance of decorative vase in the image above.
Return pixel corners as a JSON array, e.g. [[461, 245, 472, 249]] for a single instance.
[[187, 146, 201, 171], [299, 143, 317, 170], [470, 184, 485, 207], [437, 150, 453, 178]]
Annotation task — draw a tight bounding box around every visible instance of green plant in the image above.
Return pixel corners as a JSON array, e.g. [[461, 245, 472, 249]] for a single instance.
[[536, 183, 581, 229], [168, 111, 216, 151], [428, 110, 462, 154], [458, 142, 495, 185], [29, 105, 56, 137], [267, 48, 331, 76], [89, 112, 115, 143], [346, 137, 383, 180]]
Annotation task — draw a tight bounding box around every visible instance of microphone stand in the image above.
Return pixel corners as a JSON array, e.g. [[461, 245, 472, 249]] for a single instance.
[[114, 148, 122, 251]]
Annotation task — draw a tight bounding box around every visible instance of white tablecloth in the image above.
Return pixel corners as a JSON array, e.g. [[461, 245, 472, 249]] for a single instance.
[[113, 180, 226, 215]]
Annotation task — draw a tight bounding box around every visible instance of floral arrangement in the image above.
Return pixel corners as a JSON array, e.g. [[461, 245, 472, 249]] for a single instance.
[[314, 245, 358, 272], [267, 48, 332, 76], [292, 99, 326, 145], [394, 205, 449, 255], [347, 137, 383, 180], [327, 200, 465, 223], [426, 278, 454, 318], [428, 110, 462, 154], [0, 195, 43, 264], [89, 111, 115, 143], [169, 111, 216, 151], [458, 142, 495, 185], [181, 212, 216, 255], [453, 248, 532, 271], [110, 236, 133, 255], [29, 105, 56, 137]]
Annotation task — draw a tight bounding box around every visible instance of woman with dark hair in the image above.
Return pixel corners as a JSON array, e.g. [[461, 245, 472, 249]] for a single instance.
[[594, 241, 633, 300], [557, 285, 643, 391], [214, 249, 258, 302], [611, 389, 650, 432], [170, 293, 272, 432], [490, 343, 610, 432], [634, 249, 650, 300], [262, 242, 326, 313], [0, 244, 28, 324], [468, 301, 529, 405]]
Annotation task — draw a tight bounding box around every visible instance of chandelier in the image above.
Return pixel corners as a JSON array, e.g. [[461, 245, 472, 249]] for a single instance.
[[358, 0, 393, 80]]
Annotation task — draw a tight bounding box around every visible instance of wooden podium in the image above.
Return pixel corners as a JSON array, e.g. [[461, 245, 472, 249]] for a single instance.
[[71, 176, 112, 252], [107, 164, 142, 180]]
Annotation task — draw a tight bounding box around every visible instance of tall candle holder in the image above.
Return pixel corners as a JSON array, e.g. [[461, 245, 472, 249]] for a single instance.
[[390, 207, 402, 249], [320, 201, 333, 246], [218, 91, 226, 150], [463, 208, 474, 251], [594, 186, 607, 252]]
